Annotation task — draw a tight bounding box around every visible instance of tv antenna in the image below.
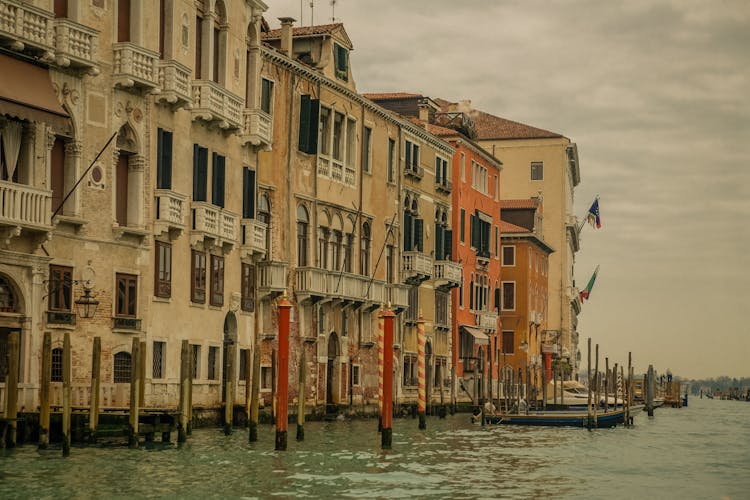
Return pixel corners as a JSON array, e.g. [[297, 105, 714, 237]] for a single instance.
[[309, 0, 314, 26], [331, 0, 337, 22]]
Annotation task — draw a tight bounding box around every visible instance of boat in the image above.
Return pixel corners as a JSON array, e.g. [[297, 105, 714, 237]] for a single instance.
[[544, 380, 620, 409], [484, 408, 626, 428]]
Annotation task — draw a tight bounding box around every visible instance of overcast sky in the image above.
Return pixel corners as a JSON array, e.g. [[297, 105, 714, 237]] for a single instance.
[[264, 0, 750, 379]]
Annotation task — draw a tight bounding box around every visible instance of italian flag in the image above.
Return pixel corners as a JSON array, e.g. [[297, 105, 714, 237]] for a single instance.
[[580, 265, 600, 302]]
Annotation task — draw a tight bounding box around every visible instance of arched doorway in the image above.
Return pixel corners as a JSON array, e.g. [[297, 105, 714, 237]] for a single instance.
[[222, 311, 237, 402], [326, 332, 340, 410], [0, 274, 23, 384]]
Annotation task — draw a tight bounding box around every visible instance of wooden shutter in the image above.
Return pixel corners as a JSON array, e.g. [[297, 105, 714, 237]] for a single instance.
[[157, 129, 172, 190], [470, 214, 478, 248], [243, 167, 256, 218], [308, 99, 319, 154], [405, 141, 411, 171], [434, 223, 444, 260], [192, 145, 208, 201], [298, 94, 310, 153], [444, 229, 452, 260], [212, 153, 225, 208], [195, 15, 202, 79], [403, 212, 412, 251], [435, 158, 441, 184], [414, 218, 424, 252]]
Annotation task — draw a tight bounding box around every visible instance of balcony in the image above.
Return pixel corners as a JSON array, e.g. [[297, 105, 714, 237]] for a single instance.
[[112, 317, 142, 331], [47, 310, 75, 326], [241, 108, 273, 149], [156, 59, 191, 108], [191, 80, 243, 130], [476, 248, 491, 268], [0, 0, 55, 56], [154, 189, 186, 239], [295, 267, 327, 303], [433, 259, 461, 290], [364, 279, 386, 310], [386, 283, 410, 313], [436, 179, 452, 194], [402, 251, 432, 284], [257, 261, 287, 299], [404, 164, 424, 180], [0, 180, 53, 243], [240, 218, 267, 260], [190, 201, 237, 252], [477, 311, 498, 333], [53, 18, 98, 73], [112, 42, 159, 91]]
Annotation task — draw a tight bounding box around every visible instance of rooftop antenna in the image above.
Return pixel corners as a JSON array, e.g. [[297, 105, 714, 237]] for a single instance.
[[331, 0, 336, 22], [300, 0, 303, 26], [309, 0, 314, 26]]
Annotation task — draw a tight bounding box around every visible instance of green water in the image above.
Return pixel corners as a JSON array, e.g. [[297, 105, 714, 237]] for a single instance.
[[1, 398, 748, 499]]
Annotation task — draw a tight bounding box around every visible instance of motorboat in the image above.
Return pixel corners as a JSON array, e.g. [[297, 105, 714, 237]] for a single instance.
[[544, 380, 620, 409]]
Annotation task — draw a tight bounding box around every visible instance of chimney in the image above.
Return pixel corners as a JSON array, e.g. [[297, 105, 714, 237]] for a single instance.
[[418, 101, 430, 123], [278, 17, 296, 58], [457, 99, 472, 112]]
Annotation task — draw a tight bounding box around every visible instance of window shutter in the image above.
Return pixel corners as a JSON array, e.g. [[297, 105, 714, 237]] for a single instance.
[[403, 212, 412, 251], [193, 144, 207, 201], [298, 94, 311, 153], [470, 214, 478, 248], [434, 223, 443, 261], [469, 280, 474, 310], [414, 218, 424, 252], [444, 229, 452, 260], [405, 141, 411, 171], [243, 167, 256, 218], [308, 99, 320, 154], [157, 128, 164, 188], [333, 44, 340, 72], [413, 145, 419, 169], [212, 153, 225, 208], [435, 158, 441, 184], [163, 130, 172, 189]]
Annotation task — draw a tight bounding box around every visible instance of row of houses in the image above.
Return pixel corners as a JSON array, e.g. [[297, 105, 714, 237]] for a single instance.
[[0, 0, 581, 416]]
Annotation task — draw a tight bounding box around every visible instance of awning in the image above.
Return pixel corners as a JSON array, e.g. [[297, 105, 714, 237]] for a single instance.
[[0, 53, 72, 135], [460, 325, 489, 345]]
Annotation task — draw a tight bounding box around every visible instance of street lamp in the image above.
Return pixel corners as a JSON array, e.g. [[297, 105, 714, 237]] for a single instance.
[[75, 287, 100, 319]]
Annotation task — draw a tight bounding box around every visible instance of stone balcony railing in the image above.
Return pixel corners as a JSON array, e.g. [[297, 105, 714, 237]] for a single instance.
[[364, 279, 386, 307], [433, 259, 461, 289], [154, 189, 186, 238], [241, 108, 272, 149], [295, 267, 328, 302], [191, 80, 243, 130], [257, 261, 287, 298], [435, 179, 452, 194], [0, 0, 55, 55], [156, 59, 191, 108], [53, 18, 98, 73], [112, 42, 159, 91], [240, 218, 267, 260], [477, 311, 498, 333], [402, 251, 433, 284], [386, 283, 410, 312], [190, 201, 237, 252], [0, 180, 52, 232]]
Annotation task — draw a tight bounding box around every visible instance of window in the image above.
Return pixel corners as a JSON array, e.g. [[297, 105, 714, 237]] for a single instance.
[[362, 126, 372, 173], [157, 128, 173, 190], [435, 157, 448, 186], [352, 365, 360, 386], [191, 250, 207, 303], [405, 140, 419, 173], [192, 145, 208, 202], [459, 275, 464, 308], [502, 246, 515, 266], [114, 351, 132, 383], [387, 138, 395, 183], [494, 286, 500, 312], [494, 226, 499, 257], [471, 161, 489, 194], [360, 222, 371, 276], [153, 341, 165, 379], [115, 152, 129, 225], [54, 0, 68, 18], [333, 43, 348, 81], [195, 7, 203, 78], [460, 153, 466, 182], [435, 291, 449, 327], [319, 106, 331, 156], [297, 205, 309, 266], [502, 282, 515, 311], [406, 286, 419, 323], [331, 230, 342, 271], [49, 265, 72, 311], [258, 193, 271, 257], [117, 0, 131, 42], [154, 241, 172, 298], [242, 167, 256, 219], [50, 137, 66, 216], [494, 175, 499, 201], [470, 211, 491, 257], [116, 274, 137, 317], [403, 197, 423, 252], [210, 255, 224, 307], [343, 233, 353, 273], [51, 347, 63, 382], [317, 228, 329, 270], [531, 162, 544, 180], [502, 331, 515, 354], [211, 153, 225, 208], [241, 263, 255, 313], [261, 366, 272, 390], [385, 244, 395, 284], [208, 346, 219, 380], [333, 112, 344, 162], [298, 94, 319, 154], [260, 78, 274, 114], [460, 208, 465, 243], [191, 344, 200, 379]]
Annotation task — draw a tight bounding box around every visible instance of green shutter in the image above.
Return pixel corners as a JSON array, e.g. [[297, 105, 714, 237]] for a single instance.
[[308, 99, 320, 154], [163, 130, 172, 190], [414, 218, 424, 252], [435, 157, 441, 184], [444, 229, 452, 260], [243, 167, 255, 219], [434, 223, 443, 260], [298, 94, 311, 153], [403, 212, 412, 251], [405, 141, 411, 171]]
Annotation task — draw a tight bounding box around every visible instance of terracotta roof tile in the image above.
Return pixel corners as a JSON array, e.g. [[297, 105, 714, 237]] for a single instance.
[[424, 122, 460, 137], [263, 23, 343, 39], [500, 221, 530, 234], [500, 199, 538, 209], [362, 92, 423, 101]]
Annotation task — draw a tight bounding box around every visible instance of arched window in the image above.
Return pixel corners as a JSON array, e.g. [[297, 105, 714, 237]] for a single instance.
[[0, 276, 17, 312], [114, 351, 132, 383], [297, 205, 309, 267], [212, 0, 227, 84], [360, 221, 371, 276], [51, 347, 63, 382]]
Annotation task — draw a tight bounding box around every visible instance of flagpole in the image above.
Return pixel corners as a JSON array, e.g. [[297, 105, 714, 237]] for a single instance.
[[576, 195, 599, 235]]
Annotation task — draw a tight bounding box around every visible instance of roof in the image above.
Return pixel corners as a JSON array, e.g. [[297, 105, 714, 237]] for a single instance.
[[263, 23, 344, 39], [500, 221, 529, 234], [500, 199, 538, 209], [362, 92, 423, 101], [437, 98, 563, 140]]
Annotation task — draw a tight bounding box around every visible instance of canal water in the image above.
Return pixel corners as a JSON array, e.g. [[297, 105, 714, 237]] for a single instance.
[[1, 398, 748, 499]]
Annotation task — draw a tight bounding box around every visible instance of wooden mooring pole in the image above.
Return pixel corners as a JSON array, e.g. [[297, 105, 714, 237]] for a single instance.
[[594, 344, 599, 427], [296, 351, 305, 441], [224, 337, 236, 436], [38, 332, 51, 449], [626, 352, 632, 426], [275, 293, 291, 451], [62, 332, 72, 456], [249, 347, 260, 442], [647, 364, 655, 416], [128, 338, 141, 448], [416, 312, 426, 430], [89, 337, 101, 443], [586, 338, 592, 429], [244, 348, 252, 426], [377, 308, 384, 430], [178, 340, 190, 443], [604, 357, 609, 413], [4, 331, 20, 448], [381, 306, 395, 449]]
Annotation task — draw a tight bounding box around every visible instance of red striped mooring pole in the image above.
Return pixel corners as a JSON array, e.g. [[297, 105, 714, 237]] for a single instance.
[[275, 291, 292, 450], [417, 311, 426, 429], [381, 305, 395, 449]]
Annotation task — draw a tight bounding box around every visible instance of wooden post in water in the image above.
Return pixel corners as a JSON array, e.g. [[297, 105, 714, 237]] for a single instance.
[[187, 344, 194, 435], [381, 306, 395, 449], [416, 312, 426, 430], [517, 367, 522, 414], [89, 337, 101, 443], [128, 338, 141, 448], [62, 332, 72, 456], [139, 341, 146, 408], [271, 348, 277, 421], [626, 352, 632, 426], [613, 362, 618, 410], [297, 351, 305, 441], [560, 359, 564, 406], [249, 347, 261, 442], [450, 365, 456, 415], [604, 357, 609, 413], [586, 338, 592, 429], [429, 349, 436, 417], [39, 332, 52, 449], [275, 292, 292, 451], [224, 337, 236, 436], [552, 363, 557, 406], [4, 331, 19, 448], [439, 360, 445, 417], [594, 344, 599, 427], [377, 307, 384, 430], [646, 364, 655, 416], [178, 341, 189, 442], [244, 348, 252, 425]]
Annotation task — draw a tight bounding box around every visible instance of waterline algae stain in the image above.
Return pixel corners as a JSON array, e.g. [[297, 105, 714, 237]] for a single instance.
[[1, 399, 748, 499]]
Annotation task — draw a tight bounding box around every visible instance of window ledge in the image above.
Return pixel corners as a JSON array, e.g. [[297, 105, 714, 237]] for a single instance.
[[208, 305, 223, 311], [153, 296, 171, 304], [46, 323, 77, 331], [189, 301, 206, 309], [112, 328, 144, 334]]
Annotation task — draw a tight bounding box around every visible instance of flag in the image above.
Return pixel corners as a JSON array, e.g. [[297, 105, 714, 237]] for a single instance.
[[580, 265, 600, 302], [587, 197, 601, 229]]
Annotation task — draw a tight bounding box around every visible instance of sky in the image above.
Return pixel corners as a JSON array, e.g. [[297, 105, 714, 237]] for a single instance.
[[263, 0, 750, 379]]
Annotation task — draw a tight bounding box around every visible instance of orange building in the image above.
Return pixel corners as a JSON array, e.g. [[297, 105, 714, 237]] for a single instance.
[[499, 199, 554, 390]]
